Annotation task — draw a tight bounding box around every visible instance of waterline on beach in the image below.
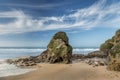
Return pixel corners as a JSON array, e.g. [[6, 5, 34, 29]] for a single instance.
[[0, 61, 35, 77], [0, 47, 99, 77]]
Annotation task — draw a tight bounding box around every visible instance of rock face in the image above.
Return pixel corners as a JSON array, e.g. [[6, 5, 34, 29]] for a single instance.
[[100, 29, 120, 71], [38, 31, 73, 64]]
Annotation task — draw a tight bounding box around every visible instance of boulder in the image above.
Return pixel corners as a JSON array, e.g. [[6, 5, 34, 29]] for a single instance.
[[99, 61, 105, 66], [93, 61, 99, 67], [37, 31, 73, 64]]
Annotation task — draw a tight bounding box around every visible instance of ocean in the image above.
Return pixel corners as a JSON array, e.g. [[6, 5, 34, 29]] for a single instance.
[[0, 47, 99, 77]]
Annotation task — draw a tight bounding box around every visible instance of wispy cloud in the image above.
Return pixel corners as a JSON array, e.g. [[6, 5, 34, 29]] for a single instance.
[[0, 3, 69, 9], [0, 0, 120, 34]]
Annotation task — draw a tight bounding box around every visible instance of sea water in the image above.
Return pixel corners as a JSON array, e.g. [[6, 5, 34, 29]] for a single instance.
[[0, 47, 99, 77], [0, 61, 35, 77]]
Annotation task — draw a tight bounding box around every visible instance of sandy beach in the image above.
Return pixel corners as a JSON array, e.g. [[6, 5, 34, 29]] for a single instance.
[[0, 62, 120, 80], [1, 0, 120, 79]]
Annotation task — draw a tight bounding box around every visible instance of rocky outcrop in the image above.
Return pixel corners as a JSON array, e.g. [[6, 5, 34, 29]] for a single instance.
[[72, 51, 107, 61], [100, 29, 120, 71], [7, 31, 73, 66], [37, 31, 73, 64], [86, 51, 107, 58]]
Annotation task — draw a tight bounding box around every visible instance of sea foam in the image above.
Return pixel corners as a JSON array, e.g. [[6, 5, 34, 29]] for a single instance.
[[73, 48, 99, 54], [0, 61, 35, 77]]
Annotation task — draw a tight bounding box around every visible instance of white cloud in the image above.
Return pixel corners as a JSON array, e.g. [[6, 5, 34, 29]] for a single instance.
[[0, 3, 70, 9], [0, 0, 120, 34]]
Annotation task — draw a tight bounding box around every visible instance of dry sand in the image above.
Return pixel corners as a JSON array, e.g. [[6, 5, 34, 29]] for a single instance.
[[0, 62, 120, 80]]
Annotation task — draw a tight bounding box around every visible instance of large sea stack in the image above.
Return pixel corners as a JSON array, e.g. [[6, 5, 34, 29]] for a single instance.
[[38, 31, 73, 64], [100, 29, 120, 71], [6, 31, 72, 67]]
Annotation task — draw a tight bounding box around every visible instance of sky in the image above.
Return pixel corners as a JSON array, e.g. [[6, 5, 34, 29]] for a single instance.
[[0, 0, 120, 47]]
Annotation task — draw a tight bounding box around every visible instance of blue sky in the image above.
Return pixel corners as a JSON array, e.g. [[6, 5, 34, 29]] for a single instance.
[[0, 0, 120, 47]]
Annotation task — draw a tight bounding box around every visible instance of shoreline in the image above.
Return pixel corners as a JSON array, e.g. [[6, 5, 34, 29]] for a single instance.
[[0, 49, 114, 80], [0, 62, 120, 80], [0, 60, 36, 78], [0, 50, 107, 78]]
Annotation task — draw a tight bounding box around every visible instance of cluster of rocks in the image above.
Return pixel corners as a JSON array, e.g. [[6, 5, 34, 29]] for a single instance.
[[71, 51, 107, 66], [6, 56, 38, 67], [72, 51, 107, 60], [100, 29, 120, 71], [72, 54, 85, 60], [7, 51, 107, 67], [7, 31, 73, 67], [85, 58, 106, 67]]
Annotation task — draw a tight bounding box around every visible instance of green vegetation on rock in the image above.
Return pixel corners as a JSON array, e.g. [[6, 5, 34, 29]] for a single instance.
[[53, 31, 69, 44], [100, 29, 120, 71], [100, 39, 114, 54], [42, 31, 73, 64]]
